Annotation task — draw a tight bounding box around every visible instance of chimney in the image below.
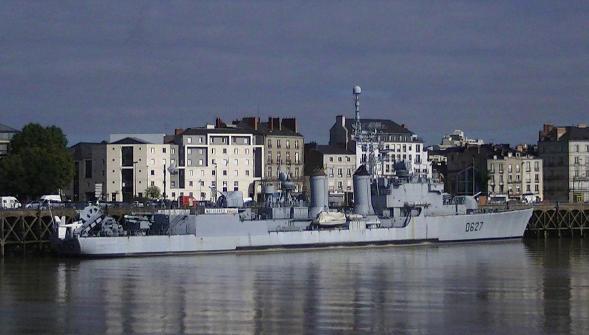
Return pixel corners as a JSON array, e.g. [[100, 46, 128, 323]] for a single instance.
[[281, 118, 298, 133], [215, 117, 226, 128], [268, 117, 280, 131], [336, 115, 346, 127], [174, 128, 185, 135], [242, 117, 259, 130]]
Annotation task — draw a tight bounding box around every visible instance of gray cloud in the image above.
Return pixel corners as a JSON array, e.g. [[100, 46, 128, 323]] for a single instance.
[[1, 1, 588, 146]]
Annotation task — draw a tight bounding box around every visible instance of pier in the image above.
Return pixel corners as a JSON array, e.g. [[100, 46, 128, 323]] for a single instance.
[[525, 204, 589, 238], [0, 208, 157, 256]]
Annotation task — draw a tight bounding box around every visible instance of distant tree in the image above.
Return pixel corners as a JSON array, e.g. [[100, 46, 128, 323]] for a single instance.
[[0, 123, 73, 200], [145, 185, 161, 199]]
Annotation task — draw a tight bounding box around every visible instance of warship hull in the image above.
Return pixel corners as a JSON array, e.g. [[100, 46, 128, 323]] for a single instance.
[[55, 208, 532, 257]]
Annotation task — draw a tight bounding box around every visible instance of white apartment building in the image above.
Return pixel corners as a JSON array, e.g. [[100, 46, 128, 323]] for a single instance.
[[167, 126, 264, 201], [487, 153, 543, 202], [105, 137, 177, 202], [329, 115, 431, 178]]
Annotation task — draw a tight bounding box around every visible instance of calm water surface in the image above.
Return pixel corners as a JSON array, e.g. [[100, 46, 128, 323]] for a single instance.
[[1, 240, 588, 334]]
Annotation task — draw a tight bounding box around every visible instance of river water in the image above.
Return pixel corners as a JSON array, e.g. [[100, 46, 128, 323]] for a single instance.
[[1, 239, 588, 335]]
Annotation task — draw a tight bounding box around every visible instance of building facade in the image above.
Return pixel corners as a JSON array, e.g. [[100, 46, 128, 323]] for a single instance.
[[105, 137, 177, 202], [165, 125, 264, 201], [0, 123, 19, 157], [539, 124, 589, 202], [487, 153, 543, 202], [305, 143, 356, 206], [67, 142, 107, 202], [234, 117, 304, 195], [329, 115, 431, 178]]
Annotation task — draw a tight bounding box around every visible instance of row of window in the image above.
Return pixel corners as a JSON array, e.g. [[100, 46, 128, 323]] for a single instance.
[[267, 152, 300, 164], [267, 139, 300, 149], [490, 174, 541, 183], [361, 144, 421, 153], [267, 167, 300, 178], [489, 161, 541, 173], [490, 184, 540, 193], [186, 136, 251, 145]]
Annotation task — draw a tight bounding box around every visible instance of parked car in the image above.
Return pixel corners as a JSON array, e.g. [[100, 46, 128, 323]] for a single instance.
[[0, 196, 21, 209]]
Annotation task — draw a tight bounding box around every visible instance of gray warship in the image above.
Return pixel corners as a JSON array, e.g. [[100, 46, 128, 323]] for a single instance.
[[52, 163, 532, 257]]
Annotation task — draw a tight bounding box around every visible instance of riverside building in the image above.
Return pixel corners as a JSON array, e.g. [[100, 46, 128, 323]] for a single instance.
[[538, 123, 589, 202], [487, 152, 543, 202], [165, 123, 263, 202], [329, 115, 431, 178]]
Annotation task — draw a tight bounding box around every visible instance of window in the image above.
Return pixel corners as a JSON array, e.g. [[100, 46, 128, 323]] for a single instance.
[[277, 140, 281, 148], [346, 156, 350, 162], [198, 159, 203, 165], [211, 148, 216, 154], [329, 157, 333, 162], [187, 137, 192, 144], [163, 148, 166, 153], [151, 170, 155, 176], [268, 167, 272, 178], [189, 181, 193, 187], [223, 148, 227, 154], [295, 152, 299, 164], [171, 181, 176, 187], [234, 159, 238, 165], [338, 168, 342, 177], [223, 159, 228, 166], [150, 148, 155, 154], [223, 170, 227, 176], [267, 139, 272, 148], [187, 148, 192, 155], [162, 159, 167, 165], [245, 149, 250, 154], [84, 160, 92, 178], [234, 170, 238, 176], [171, 148, 175, 154], [199, 137, 203, 143], [295, 140, 299, 149], [212, 170, 216, 176], [246, 170, 250, 176], [151, 181, 155, 186], [329, 168, 334, 177], [338, 157, 342, 162], [535, 184, 539, 192], [187, 159, 192, 165], [150, 159, 155, 165], [189, 170, 194, 176], [246, 159, 250, 165], [234, 148, 238, 155], [286, 140, 290, 149]]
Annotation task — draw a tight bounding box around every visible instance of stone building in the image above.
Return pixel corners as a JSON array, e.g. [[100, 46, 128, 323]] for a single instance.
[[487, 153, 543, 202], [329, 115, 430, 178], [233, 117, 304, 194], [305, 143, 356, 206], [538, 124, 589, 202]]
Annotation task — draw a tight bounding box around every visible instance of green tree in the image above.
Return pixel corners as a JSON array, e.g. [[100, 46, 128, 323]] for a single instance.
[[145, 185, 161, 199], [0, 123, 73, 200]]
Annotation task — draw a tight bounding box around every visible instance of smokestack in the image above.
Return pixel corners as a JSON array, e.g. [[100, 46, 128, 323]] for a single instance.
[[281, 118, 298, 133], [174, 128, 184, 135]]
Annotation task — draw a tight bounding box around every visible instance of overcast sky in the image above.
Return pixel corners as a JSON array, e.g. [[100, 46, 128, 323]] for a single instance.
[[1, 1, 588, 146]]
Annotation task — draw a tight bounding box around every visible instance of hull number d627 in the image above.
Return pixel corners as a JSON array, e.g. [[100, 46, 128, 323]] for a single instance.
[[465, 222, 484, 232]]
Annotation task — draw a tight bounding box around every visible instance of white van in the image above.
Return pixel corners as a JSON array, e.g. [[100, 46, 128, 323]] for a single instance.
[[0, 196, 22, 209], [40, 195, 62, 202]]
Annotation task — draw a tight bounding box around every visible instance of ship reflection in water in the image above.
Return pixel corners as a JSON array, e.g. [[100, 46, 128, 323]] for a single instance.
[[1, 240, 588, 334]]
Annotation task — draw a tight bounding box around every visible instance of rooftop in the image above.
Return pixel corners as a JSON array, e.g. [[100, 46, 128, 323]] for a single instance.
[[344, 118, 413, 135], [110, 137, 152, 145], [0, 123, 19, 133], [315, 145, 355, 155]]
